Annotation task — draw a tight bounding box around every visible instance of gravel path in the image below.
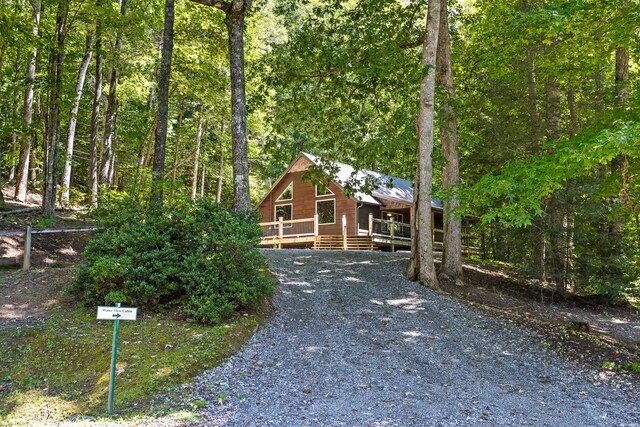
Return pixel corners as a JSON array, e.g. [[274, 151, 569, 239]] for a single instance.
[[188, 250, 639, 426]]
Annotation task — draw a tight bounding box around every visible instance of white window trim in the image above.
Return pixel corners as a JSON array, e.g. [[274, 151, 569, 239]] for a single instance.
[[276, 182, 293, 201], [315, 184, 334, 197], [274, 203, 293, 227], [316, 198, 336, 225]]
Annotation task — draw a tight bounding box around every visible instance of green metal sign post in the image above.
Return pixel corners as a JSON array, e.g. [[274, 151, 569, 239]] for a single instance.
[[96, 303, 137, 415], [107, 303, 121, 415]]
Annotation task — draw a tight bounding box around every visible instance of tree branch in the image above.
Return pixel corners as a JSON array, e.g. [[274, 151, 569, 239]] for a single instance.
[[188, 0, 228, 11]]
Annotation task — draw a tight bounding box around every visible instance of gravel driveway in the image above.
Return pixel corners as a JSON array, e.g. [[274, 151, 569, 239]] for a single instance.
[[189, 250, 639, 426]]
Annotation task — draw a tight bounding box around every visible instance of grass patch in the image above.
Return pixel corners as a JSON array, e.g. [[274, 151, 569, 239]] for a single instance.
[[0, 303, 267, 425]]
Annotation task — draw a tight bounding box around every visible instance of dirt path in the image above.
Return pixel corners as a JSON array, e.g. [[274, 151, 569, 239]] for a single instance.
[[185, 250, 639, 426]]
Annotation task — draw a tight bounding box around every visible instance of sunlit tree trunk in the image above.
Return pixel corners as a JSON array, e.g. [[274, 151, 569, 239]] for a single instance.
[[100, 0, 129, 186], [7, 54, 22, 184], [408, 0, 440, 290], [14, 0, 40, 202], [89, 0, 104, 207], [61, 32, 93, 207], [42, 0, 69, 217], [436, 0, 462, 284], [171, 100, 184, 194], [191, 116, 204, 200], [216, 134, 224, 204]]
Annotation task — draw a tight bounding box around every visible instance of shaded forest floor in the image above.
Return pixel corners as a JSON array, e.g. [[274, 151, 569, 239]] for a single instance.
[[439, 260, 640, 386]]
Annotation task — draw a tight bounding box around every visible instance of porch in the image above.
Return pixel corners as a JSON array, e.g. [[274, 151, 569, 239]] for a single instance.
[[258, 214, 480, 254]]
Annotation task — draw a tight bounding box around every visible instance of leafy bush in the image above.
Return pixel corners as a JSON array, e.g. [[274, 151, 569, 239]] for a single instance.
[[70, 195, 273, 324]]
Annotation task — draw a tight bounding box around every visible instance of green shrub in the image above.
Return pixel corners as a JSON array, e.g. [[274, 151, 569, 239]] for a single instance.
[[69, 195, 273, 324]]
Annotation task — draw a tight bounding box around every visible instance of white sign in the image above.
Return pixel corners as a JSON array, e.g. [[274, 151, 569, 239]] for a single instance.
[[97, 306, 138, 321]]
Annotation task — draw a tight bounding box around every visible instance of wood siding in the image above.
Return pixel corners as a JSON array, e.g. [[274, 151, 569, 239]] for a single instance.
[[258, 158, 358, 235]]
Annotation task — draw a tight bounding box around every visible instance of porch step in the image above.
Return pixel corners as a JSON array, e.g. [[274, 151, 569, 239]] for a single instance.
[[313, 235, 376, 251]]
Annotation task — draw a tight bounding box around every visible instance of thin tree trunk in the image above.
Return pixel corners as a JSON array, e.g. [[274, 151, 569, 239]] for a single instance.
[[151, 0, 175, 205], [216, 133, 224, 204], [14, 0, 40, 202], [436, 0, 462, 284], [7, 54, 22, 184], [42, 0, 69, 217], [61, 32, 93, 206], [545, 78, 566, 293], [225, 0, 251, 212], [171, 101, 184, 194], [200, 162, 205, 197], [100, 0, 128, 186], [191, 116, 204, 200], [88, 0, 104, 207], [142, 111, 158, 168], [408, 0, 440, 290]]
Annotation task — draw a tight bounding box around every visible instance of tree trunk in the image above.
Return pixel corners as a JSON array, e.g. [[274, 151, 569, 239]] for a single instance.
[[545, 78, 566, 293], [14, 0, 40, 202], [61, 32, 93, 206], [100, 0, 128, 186], [42, 0, 69, 217], [171, 100, 184, 193], [436, 0, 462, 284], [151, 0, 175, 205], [89, 0, 104, 207], [614, 47, 629, 106], [408, 0, 440, 290], [191, 116, 204, 200], [216, 134, 224, 204], [200, 162, 206, 197], [7, 53, 22, 184], [225, 0, 251, 212]]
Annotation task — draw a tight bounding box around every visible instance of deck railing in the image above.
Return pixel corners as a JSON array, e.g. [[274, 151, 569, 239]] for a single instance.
[[260, 212, 481, 254], [260, 217, 316, 239]]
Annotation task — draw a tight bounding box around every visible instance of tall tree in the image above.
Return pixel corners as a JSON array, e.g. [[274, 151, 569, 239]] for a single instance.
[[100, 0, 129, 186], [151, 0, 175, 204], [408, 0, 440, 290], [436, 0, 462, 284], [187, 0, 251, 212], [42, 0, 70, 216], [88, 0, 104, 207], [191, 115, 204, 199], [14, 0, 40, 202], [61, 32, 93, 207]]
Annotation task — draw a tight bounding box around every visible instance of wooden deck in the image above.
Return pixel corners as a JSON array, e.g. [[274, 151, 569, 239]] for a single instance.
[[259, 215, 478, 253]]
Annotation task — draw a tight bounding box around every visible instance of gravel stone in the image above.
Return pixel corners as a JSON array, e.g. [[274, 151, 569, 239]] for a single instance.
[[188, 250, 639, 426]]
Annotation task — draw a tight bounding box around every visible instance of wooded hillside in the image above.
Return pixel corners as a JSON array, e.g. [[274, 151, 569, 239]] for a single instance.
[[0, 0, 638, 297]]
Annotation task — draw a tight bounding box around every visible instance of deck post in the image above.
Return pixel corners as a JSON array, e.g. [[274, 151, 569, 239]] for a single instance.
[[390, 216, 395, 253], [368, 213, 373, 236], [22, 225, 32, 271], [342, 214, 347, 250], [278, 217, 283, 249]]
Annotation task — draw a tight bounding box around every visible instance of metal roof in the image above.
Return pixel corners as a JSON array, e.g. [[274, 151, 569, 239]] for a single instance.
[[302, 152, 443, 209]]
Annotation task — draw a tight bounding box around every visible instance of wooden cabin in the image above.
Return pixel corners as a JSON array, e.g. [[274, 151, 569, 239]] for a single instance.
[[257, 152, 477, 252]]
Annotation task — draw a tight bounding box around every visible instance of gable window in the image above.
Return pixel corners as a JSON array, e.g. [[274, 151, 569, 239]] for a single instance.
[[275, 204, 292, 226], [316, 199, 335, 225], [315, 183, 334, 197], [276, 182, 293, 201]]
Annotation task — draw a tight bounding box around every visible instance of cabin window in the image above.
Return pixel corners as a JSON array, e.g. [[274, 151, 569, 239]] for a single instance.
[[316, 199, 335, 225], [276, 182, 293, 201], [315, 183, 334, 197], [382, 212, 403, 233], [275, 204, 292, 226]]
